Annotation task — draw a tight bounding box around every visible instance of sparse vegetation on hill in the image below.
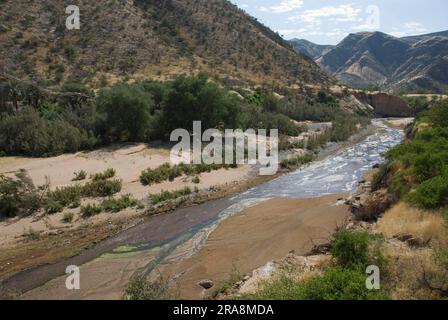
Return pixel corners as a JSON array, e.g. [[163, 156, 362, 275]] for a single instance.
[[0, 0, 329, 88]]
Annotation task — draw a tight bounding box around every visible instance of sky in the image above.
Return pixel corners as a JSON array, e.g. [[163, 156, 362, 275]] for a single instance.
[[229, 0, 448, 45]]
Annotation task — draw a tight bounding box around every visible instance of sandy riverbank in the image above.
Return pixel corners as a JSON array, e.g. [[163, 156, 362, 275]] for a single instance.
[[159, 194, 350, 300], [21, 194, 349, 300]]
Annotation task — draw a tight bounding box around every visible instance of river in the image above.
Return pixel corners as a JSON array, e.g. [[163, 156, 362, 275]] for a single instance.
[[5, 119, 405, 299]]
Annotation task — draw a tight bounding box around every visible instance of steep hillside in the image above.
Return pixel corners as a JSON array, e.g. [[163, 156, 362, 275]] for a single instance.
[[289, 39, 334, 59], [316, 31, 448, 93], [0, 0, 330, 88]]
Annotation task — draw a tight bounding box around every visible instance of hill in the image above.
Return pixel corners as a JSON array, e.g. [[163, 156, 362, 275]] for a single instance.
[[0, 0, 330, 88], [289, 39, 334, 60]]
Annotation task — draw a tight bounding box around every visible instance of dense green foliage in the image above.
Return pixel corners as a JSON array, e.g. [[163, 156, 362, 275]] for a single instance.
[[0, 108, 96, 157], [331, 231, 370, 269], [0, 75, 368, 158], [376, 100, 448, 209]]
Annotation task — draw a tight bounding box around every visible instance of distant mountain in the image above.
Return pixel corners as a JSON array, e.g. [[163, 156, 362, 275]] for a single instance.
[[289, 39, 334, 59], [291, 31, 448, 93], [401, 30, 448, 43], [0, 0, 330, 88]]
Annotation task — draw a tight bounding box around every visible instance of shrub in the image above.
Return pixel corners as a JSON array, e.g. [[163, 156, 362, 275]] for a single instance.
[[406, 176, 448, 209], [123, 274, 175, 300], [45, 200, 64, 215], [91, 168, 116, 181], [0, 108, 95, 157], [0, 170, 41, 218], [331, 231, 370, 269], [101, 195, 139, 213], [83, 179, 122, 197], [72, 170, 87, 181], [46, 185, 82, 208], [80, 204, 102, 218], [280, 153, 314, 169], [149, 187, 192, 205], [244, 268, 389, 300], [62, 212, 74, 223], [140, 163, 225, 186], [192, 176, 200, 184]]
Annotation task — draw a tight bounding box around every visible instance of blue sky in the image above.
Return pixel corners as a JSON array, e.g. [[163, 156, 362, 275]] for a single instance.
[[230, 0, 448, 45]]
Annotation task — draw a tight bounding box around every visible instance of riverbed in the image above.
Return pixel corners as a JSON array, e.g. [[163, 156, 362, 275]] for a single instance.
[[7, 119, 405, 299]]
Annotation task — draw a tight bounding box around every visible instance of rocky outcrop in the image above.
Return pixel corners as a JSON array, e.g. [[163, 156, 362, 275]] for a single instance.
[[353, 92, 414, 117], [347, 178, 393, 222]]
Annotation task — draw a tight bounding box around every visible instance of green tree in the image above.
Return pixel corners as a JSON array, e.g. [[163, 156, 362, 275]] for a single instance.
[[96, 84, 154, 142]]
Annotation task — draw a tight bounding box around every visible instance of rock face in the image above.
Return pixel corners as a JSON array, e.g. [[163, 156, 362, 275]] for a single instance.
[[353, 92, 414, 117]]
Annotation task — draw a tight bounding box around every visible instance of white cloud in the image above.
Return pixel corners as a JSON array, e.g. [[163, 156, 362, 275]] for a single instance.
[[289, 4, 361, 23], [270, 0, 304, 14], [389, 21, 427, 37]]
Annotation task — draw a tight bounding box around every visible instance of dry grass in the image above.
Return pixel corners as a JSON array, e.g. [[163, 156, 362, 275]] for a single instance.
[[382, 244, 447, 300], [377, 202, 448, 247]]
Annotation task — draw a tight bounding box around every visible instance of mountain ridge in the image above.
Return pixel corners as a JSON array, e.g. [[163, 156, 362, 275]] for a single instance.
[[290, 30, 448, 93]]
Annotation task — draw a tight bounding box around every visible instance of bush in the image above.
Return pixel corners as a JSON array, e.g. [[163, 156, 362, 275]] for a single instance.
[[46, 185, 82, 208], [45, 200, 64, 215], [0, 108, 95, 157], [91, 168, 116, 181], [83, 179, 122, 197], [72, 170, 87, 181], [244, 268, 389, 300], [280, 153, 314, 169], [406, 176, 448, 209], [80, 204, 102, 218], [192, 176, 200, 184], [0, 170, 41, 218], [331, 231, 370, 269], [101, 195, 139, 213], [62, 212, 74, 223], [149, 187, 192, 205], [429, 100, 448, 128], [140, 162, 226, 186], [124, 274, 175, 300]]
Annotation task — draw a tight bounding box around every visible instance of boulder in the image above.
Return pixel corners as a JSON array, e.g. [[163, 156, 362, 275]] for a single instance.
[[198, 279, 214, 290], [350, 188, 393, 221]]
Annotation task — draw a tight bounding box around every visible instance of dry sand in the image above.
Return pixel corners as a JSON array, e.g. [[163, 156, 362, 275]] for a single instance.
[[160, 194, 350, 299], [0, 143, 251, 247]]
